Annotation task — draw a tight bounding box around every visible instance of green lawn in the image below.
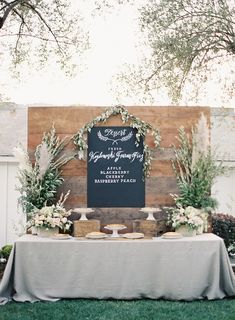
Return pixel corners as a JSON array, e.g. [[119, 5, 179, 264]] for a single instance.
[[0, 298, 234, 320]]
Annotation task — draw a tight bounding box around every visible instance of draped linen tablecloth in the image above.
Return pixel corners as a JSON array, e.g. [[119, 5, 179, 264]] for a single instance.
[[0, 233, 235, 304]]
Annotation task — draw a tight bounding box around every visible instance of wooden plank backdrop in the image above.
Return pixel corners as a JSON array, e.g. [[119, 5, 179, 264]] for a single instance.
[[28, 106, 210, 232]]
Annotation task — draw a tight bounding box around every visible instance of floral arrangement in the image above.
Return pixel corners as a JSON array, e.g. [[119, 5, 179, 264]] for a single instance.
[[166, 205, 204, 230], [73, 105, 161, 178], [171, 113, 226, 211], [27, 193, 72, 232], [27, 205, 72, 231], [13, 126, 73, 214]]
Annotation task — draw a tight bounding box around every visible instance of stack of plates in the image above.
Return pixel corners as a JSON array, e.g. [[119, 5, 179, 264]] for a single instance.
[[86, 232, 107, 239], [123, 232, 145, 239], [161, 232, 182, 239]]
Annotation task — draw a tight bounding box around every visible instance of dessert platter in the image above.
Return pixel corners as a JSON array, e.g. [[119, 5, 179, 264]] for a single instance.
[[85, 232, 107, 239], [73, 208, 94, 221], [122, 232, 145, 239], [51, 234, 72, 240], [104, 224, 127, 238], [161, 232, 182, 239]]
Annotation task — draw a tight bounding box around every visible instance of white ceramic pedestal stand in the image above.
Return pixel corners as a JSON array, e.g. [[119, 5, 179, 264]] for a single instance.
[[104, 225, 127, 238], [139, 207, 161, 221], [73, 208, 94, 221]]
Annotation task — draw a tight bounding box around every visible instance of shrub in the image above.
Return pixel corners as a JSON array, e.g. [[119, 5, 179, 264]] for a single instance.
[[212, 213, 235, 253], [0, 244, 13, 261]]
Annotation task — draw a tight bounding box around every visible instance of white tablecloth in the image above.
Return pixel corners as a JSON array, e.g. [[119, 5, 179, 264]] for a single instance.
[[0, 233, 235, 304]]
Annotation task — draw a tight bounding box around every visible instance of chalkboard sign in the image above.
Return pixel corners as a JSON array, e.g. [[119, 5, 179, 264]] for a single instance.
[[87, 126, 145, 207]]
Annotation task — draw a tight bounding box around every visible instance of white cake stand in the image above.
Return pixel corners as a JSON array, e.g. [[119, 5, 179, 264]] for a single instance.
[[139, 207, 161, 221], [73, 208, 94, 221], [104, 224, 127, 238]]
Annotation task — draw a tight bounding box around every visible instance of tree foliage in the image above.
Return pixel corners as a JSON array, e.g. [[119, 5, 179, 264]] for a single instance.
[[138, 0, 235, 102], [0, 0, 88, 72], [109, 0, 235, 104]]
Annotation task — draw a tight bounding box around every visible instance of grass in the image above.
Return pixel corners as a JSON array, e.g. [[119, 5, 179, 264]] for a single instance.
[[0, 298, 235, 320]]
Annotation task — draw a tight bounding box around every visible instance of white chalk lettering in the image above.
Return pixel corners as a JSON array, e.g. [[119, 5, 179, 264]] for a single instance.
[[120, 179, 136, 183], [89, 151, 115, 163], [104, 129, 127, 138], [89, 151, 143, 164]]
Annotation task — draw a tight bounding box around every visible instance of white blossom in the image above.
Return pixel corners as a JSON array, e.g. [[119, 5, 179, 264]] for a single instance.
[[192, 113, 210, 169], [37, 142, 53, 179], [13, 146, 32, 172]]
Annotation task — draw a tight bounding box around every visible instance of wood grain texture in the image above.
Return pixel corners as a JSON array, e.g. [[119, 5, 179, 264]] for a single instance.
[[28, 106, 210, 223]]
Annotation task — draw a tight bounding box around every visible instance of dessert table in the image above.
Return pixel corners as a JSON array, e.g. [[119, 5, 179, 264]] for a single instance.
[[0, 233, 235, 304]]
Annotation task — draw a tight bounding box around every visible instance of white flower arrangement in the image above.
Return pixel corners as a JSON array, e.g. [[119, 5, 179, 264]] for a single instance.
[[167, 205, 204, 230], [27, 204, 72, 232]]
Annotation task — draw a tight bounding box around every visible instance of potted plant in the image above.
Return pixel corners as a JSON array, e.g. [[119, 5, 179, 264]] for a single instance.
[[27, 194, 73, 237], [166, 205, 204, 236], [13, 126, 73, 215], [171, 113, 226, 231]]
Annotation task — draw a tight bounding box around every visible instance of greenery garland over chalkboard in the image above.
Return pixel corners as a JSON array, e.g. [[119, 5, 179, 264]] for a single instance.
[[73, 105, 161, 178]]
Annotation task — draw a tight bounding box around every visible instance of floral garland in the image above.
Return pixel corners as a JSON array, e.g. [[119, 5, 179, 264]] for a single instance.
[[73, 105, 161, 178]]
